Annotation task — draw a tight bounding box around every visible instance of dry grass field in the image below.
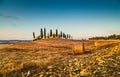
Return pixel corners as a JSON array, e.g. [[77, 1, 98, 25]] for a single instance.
[[0, 39, 120, 77]]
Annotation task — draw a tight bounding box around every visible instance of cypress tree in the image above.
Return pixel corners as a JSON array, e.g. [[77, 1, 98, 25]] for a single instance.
[[69, 35, 71, 39], [67, 34, 69, 39], [63, 33, 65, 38], [50, 29, 52, 37], [53, 33, 56, 38], [40, 28, 43, 39], [65, 34, 67, 39], [63, 33, 66, 39], [47, 33, 49, 39], [56, 29, 58, 37], [33, 32, 35, 40], [60, 31, 62, 38], [44, 28, 46, 39]]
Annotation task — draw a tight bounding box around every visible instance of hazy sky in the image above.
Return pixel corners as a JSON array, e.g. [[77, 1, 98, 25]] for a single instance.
[[0, 0, 120, 40]]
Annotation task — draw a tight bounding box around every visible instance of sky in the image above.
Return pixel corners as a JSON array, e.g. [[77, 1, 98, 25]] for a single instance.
[[0, 0, 120, 40]]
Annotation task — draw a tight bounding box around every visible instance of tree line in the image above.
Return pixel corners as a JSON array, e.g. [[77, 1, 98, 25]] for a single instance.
[[89, 34, 120, 40], [33, 28, 72, 40]]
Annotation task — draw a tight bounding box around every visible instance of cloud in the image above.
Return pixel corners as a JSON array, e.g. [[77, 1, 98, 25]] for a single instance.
[[0, 13, 18, 20]]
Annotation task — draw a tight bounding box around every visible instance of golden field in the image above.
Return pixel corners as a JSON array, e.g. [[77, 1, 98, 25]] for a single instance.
[[0, 39, 120, 77]]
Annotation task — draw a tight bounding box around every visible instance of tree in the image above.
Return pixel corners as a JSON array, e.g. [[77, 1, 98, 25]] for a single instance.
[[35, 35, 41, 40], [53, 33, 56, 38], [40, 28, 43, 39], [44, 28, 46, 39], [60, 31, 63, 38], [63, 33, 66, 39], [67, 34, 69, 39], [116, 35, 120, 39], [89, 34, 120, 40], [108, 34, 116, 39], [50, 29, 52, 37], [68, 35, 71, 39], [56, 29, 58, 37], [47, 33, 50, 39], [33, 32, 35, 40]]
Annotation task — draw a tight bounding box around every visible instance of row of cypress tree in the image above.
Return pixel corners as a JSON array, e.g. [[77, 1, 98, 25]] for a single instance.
[[33, 28, 72, 40]]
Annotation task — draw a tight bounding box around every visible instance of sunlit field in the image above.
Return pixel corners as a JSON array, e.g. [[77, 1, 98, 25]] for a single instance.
[[0, 39, 120, 77]]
